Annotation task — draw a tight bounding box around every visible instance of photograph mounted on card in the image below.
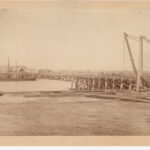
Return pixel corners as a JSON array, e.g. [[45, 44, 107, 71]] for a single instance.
[[0, 0, 150, 146]]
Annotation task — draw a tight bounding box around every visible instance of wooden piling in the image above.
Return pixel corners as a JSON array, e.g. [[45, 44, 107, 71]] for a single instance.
[[92, 79, 95, 91], [129, 79, 132, 90], [112, 77, 115, 91], [71, 81, 73, 89], [105, 76, 108, 92], [88, 78, 90, 90], [75, 78, 79, 90], [79, 79, 81, 90], [98, 78, 101, 90], [120, 78, 124, 90], [83, 78, 86, 90]]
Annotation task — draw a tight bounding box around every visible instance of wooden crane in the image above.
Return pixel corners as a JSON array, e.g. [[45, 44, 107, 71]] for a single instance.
[[124, 32, 144, 92]]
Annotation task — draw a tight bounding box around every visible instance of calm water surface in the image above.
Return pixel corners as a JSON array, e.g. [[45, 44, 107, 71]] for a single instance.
[[0, 79, 71, 92]]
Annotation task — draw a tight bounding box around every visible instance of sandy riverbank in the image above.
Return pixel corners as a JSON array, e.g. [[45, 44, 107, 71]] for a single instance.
[[0, 91, 150, 135]]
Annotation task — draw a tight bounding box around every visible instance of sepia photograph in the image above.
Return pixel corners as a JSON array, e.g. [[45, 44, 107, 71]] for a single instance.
[[0, 1, 150, 139]]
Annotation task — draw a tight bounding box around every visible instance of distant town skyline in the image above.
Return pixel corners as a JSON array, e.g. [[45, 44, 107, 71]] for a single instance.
[[0, 8, 150, 71]]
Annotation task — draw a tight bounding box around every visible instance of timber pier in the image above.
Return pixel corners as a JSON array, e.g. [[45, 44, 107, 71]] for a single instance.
[[38, 73, 150, 92], [37, 32, 150, 92], [70, 76, 137, 91]]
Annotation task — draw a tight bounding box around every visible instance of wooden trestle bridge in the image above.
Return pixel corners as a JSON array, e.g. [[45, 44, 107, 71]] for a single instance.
[[39, 73, 150, 91], [70, 75, 150, 91], [71, 32, 150, 92], [71, 76, 136, 91], [39, 32, 150, 92]]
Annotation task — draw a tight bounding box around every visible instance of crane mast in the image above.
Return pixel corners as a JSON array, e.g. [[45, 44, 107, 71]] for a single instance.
[[124, 32, 144, 92]]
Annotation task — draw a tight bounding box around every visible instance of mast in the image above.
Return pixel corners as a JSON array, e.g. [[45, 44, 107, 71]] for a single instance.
[[124, 32, 144, 92], [137, 36, 143, 92]]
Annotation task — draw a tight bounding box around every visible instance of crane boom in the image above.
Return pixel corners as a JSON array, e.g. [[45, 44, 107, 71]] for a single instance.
[[124, 32, 137, 77]]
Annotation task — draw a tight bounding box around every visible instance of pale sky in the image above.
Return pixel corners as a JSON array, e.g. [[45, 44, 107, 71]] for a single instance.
[[0, 8, 150, 71]]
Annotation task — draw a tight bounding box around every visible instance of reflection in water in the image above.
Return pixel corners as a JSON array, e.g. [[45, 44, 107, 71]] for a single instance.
[[0, 79, 71, 92]]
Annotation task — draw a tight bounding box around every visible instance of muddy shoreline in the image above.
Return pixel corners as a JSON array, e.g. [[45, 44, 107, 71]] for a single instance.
[[1, 90, 150, 103], [0, 90, 150, 135]]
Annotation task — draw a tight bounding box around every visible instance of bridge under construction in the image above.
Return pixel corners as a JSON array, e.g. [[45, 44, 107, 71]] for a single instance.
[[70, 32, 150, 92], [39, 32, 150, 92]]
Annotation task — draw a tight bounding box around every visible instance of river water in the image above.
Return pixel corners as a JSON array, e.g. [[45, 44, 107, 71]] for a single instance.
[[0, 79, 71, 92]]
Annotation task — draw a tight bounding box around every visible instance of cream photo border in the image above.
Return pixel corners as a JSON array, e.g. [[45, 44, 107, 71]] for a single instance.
[[0, 1, 150, 146]]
